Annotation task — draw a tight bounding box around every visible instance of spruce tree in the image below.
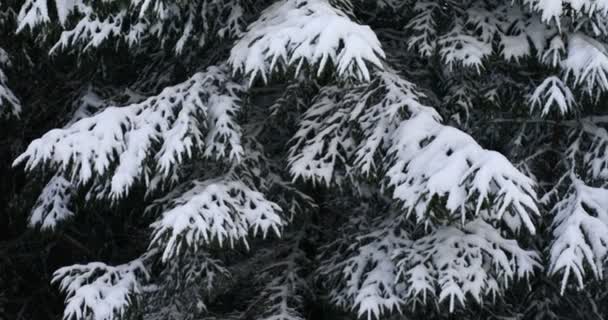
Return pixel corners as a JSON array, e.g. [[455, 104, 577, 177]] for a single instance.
[[6, 0, 608, 319]]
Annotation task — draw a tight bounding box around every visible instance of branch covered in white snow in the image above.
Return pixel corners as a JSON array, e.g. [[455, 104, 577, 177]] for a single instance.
[[395, 219, 540, 312], [14, 65, 243, 198], [229, 0, 384, 83], [53, 260, 148, 320], [149, 178, 284, 261], [385, 112, 539, 233]]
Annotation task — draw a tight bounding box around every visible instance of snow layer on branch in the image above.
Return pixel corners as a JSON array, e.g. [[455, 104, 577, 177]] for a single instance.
[[523, 0, 608, 25], [563, 33, 608, 97], [0, 48, 20, 117], [385, 112, 539, 232], [318, 217, 406, 320], [542, 35, 565, 67], [394, 219, 540, 312], [320, 210, 539, 316], [18, 0, 246, 53], [149, 178, 284, 261], [545, 123, 608, 292], [50, 11, 126, 53], [204, 91, 244, 162], [29, 175, 74, 230], [14, 66, 243, 198], [229, 0, 384, 83], [529, 76, 576, 116], [18, 0, 94, 29], [18, 0, 51, 31], [549, 177, 608, 293], [53, 260, 148, 320]]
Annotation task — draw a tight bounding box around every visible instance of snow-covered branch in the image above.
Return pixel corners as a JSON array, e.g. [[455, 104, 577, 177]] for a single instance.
[[318, 216, 406, 320], [53, 260, 148, 320], [230, 0, 384, 83], [29, 175, 74, 230], [385, 112, 539, 233], [395, 219, 540, 312], [529, 76, 576, 116], [149, 178, 284, 261], [14, 66, 243, 198], [549, 176, 608, 293]]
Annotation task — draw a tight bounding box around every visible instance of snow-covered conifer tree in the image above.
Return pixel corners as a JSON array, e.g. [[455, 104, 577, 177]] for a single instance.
[[6, 0, 608, 319]]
